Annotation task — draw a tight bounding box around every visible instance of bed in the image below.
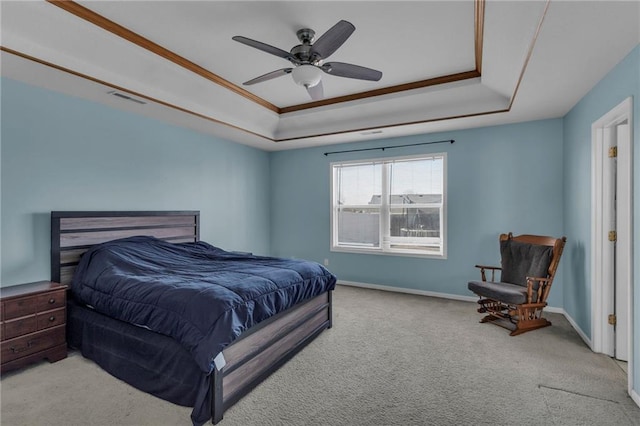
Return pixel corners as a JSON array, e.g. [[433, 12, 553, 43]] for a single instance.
[[50, 211, 336, 425]]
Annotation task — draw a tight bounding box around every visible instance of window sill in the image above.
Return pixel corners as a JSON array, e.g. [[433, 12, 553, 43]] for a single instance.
[[330, 246, 446, 260]]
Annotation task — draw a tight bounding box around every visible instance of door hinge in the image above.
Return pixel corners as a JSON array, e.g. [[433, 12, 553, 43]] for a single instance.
[[608, 231, 617, 242], [608, 146, 618, 158], [608, 314, 617, 326]]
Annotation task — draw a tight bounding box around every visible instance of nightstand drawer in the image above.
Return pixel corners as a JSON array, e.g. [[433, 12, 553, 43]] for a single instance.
[[37, 308, 66, 330], [1, 326, 65, 364], [3, 296, 38, 320], [3, 315, 38, 340], [36, 291, 66, 312]]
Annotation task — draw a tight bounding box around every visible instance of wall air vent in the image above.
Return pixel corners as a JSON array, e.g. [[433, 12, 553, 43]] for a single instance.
[[107, 91, 147, 105], [360, 130, 383, 135]]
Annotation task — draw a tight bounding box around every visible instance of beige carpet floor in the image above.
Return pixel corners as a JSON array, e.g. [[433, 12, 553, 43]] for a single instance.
[[1, 285, 639, 425]]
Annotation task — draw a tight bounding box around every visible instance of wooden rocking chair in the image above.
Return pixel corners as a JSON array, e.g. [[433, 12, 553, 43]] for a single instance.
[[468, 233, 566, 336]]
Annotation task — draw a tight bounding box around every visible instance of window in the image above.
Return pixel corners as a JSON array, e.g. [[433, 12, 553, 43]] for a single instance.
[[331, 153, 446, 258]]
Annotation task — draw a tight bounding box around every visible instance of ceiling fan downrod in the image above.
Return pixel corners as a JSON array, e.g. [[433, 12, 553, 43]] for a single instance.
[[291, 28, 317, 64]]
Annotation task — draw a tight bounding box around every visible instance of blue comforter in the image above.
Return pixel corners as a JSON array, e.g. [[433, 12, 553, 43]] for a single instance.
[[71, 236, 336, 373]]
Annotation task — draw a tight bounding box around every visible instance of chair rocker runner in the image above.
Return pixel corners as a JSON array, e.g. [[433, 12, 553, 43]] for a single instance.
[[468, 233, 566, 336]]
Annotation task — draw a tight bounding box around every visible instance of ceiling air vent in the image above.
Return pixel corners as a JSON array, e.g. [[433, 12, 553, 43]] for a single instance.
[[107, 91, 147, 105]]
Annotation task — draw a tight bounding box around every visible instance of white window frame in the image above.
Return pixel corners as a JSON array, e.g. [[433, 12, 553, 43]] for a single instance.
[[330, 152, 447, 259]]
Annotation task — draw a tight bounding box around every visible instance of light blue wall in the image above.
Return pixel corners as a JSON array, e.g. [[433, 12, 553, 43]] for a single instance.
[[270, 119, 565, 306], [0, 78, 271, 286], [563, 44, 640, 396]]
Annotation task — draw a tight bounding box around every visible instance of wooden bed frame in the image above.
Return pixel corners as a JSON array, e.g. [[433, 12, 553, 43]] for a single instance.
[[51, 211, 333, 424]]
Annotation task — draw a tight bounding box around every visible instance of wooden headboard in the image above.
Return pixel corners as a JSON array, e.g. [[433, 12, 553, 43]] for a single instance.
[[51, 211, 200, 285]]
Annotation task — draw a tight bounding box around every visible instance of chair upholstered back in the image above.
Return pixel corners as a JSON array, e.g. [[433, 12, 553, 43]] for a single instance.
[[500, 239, 553, 287]]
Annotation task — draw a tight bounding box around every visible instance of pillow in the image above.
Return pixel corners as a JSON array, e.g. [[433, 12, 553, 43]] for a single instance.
[[500, 239, 553, 287]]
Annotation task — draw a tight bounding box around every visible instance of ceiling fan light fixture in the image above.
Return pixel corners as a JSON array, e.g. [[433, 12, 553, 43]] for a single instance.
[[291, 65, 322, 88]]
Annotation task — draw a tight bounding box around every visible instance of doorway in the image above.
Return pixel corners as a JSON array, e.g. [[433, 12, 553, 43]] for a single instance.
[[591, 97, 633, 394]]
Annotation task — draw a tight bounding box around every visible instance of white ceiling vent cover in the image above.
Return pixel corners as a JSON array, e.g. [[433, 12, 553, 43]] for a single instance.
[[107, 91, 147, 105]]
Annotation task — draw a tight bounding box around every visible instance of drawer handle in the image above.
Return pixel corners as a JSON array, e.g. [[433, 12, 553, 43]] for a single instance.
[[48, 298, 56, 304], [48, 316, 56, 322], [10, 341, 34, 353]]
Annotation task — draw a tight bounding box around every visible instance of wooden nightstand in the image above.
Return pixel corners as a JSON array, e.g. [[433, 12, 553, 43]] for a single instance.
[[1, 281, 68, 373]]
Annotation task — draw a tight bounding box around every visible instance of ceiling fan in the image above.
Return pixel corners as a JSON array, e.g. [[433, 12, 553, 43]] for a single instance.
[[232, 20, 383, 101]]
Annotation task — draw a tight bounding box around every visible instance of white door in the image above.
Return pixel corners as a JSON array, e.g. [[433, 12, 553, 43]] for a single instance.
[[614, 123, 630, 362], [603, 122, 630, 362], [602, 126, 616, 357]]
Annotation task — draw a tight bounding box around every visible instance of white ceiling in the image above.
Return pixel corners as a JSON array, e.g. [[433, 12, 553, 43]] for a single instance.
[[1, 1, 639, 151]]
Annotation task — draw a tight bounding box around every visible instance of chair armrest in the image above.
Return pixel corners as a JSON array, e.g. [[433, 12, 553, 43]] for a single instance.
[[475, 264, 501, 270], [475, 265, 501, 282], [525, 276, 552, 304]]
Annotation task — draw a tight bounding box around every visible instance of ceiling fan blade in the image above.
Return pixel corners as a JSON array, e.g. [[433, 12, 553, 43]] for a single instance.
[[243, 68, 292, 85], [322, 62, 382, 81], [306, 80, 324, 100], [310, 20, 355, 60], [232, 36, 293, 60]]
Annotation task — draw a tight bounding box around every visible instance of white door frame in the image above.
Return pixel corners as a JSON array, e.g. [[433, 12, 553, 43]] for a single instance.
[[591, 97, 633, 395]]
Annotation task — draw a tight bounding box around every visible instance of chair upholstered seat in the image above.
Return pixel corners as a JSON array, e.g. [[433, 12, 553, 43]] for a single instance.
[[468, 280, 527, 305]]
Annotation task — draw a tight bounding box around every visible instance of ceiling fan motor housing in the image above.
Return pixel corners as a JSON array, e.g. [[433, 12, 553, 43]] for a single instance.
[[290, 44, 313, 63]]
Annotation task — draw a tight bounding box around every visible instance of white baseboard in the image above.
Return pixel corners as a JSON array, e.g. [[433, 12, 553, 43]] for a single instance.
[[631, 388, 640, 409], [337, 280, 482, 303], [560, 309, 592, 348], [337, 280, 593, 348]]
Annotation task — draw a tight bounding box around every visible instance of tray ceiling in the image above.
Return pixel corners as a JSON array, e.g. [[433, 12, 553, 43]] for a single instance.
[[1, 1, 638, 151]]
